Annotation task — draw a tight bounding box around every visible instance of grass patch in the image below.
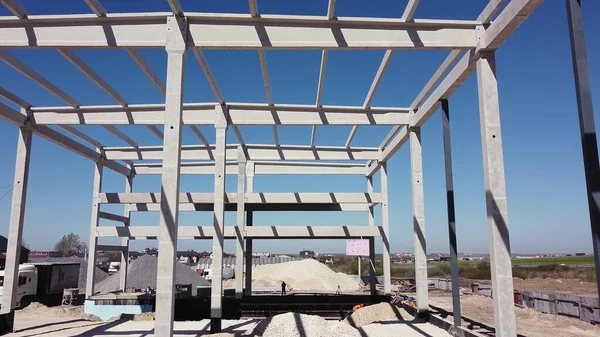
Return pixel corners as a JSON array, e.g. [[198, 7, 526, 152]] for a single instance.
[[512, 256, 594, 266]]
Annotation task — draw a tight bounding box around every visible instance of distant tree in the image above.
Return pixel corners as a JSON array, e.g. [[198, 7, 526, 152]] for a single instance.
[[54, 233, 85, 257], [144, 247, 158, 256]]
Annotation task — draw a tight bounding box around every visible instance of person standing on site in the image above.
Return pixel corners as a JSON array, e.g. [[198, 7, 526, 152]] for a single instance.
[[281, 281, 287, 296]]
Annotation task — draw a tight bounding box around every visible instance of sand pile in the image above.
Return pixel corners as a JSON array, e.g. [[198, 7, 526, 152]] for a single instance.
[[347, 302, 410, 328], [251, 312, 361, 337], [252, 259, 359, 292], [21, 302, 101, 321], [96, 255, 209, 293]]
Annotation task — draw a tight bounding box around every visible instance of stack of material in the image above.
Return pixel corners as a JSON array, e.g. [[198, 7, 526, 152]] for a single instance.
[[347, 302, 410, 328], [95, 255, 210, 293], [252, 259, 359, 292], [251, 312, 362, 337]]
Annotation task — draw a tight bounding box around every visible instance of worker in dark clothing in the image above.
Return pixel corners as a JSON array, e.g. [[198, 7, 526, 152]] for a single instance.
[[281, 281, 287, 296]]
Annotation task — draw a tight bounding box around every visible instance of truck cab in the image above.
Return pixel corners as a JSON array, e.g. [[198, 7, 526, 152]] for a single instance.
[[0, 264, 38, 308]]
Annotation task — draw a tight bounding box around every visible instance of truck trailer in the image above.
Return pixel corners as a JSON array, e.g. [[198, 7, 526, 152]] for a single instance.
[[0, 262, 80, 309]]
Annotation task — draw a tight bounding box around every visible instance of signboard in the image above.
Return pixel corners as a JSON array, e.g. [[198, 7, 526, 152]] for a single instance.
[[345, 239, 369, 256]]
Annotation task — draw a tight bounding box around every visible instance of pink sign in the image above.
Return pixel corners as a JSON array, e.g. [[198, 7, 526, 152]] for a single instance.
[[345, 239, 369, 256]]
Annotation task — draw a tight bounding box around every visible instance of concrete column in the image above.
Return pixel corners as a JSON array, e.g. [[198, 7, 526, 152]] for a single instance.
[[476, 51, 516, 337], [211, 104, 228, 333], [244, 162, 255, 297], [120, 174, 133, 292], [155, 15, 187, 337], [441, 100, 461, 326], [0, 127, 32, 314], [235, 147, 247, 299], [410, 127, 428, 313], [85, 161, 103, 299], [380, 163, 391, 296], [367, 176, 377, 296], [566, 0, 600, 300]]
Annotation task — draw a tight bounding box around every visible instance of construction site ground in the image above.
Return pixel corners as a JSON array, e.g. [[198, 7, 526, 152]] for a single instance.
[[428, 291, 600, 337], [7, 310, 450, 337]]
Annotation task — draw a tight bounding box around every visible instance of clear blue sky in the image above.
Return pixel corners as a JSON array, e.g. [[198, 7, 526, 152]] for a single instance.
[[1, 0, 599, 255]]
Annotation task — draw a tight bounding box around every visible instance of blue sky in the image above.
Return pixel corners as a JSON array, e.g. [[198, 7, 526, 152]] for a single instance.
[[1, 0, 599, 255]]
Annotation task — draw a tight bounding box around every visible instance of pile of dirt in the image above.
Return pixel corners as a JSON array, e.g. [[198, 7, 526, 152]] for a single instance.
[[347, 302, 410, 328], [252, 259, 359, 292], [95, 254, 209, 293], [21, 302, 101, 321], [251, 312, 361, 337]]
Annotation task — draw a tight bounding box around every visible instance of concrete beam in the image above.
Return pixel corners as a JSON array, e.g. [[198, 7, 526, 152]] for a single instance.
[[367, 176, 376, 297], [401, 0, 421, 21], [98, 192, 381, 204], [120, 175, 133, 292], [155, 15, 187, 337], [30, 103, 411, 126], [133, 161, 368, 175], [410, 127, 428, 313], [477, 51, 515, 337], [0, 14, 479, 49], [126, 203, 372, 212], [102, 144, 381, 161], [0, 127, 31, 314], [96, 225, 384, 239]]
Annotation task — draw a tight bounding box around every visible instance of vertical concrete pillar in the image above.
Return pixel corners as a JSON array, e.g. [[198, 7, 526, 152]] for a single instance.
[[367, 175, 377, 296], [0, 127, 32, 314], [476, 51, 516, 337], [380, 163, 391, 296], [244, 162, 255, 296], [410, 127, 428, 313], [120, 174, 133, 292], [211, 104, 228, 333], [566, 0, 600, 299], [235, 147, 247, 299], [155, 15, 187, 337], [441, 99, 461, 326], [86, 161, 103, 299]]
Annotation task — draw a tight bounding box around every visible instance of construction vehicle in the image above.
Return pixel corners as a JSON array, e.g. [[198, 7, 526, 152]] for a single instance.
[[0, 262, 79, 309]]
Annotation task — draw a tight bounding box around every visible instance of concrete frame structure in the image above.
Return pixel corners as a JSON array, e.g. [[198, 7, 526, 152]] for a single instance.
[[2, 1, 596, 337]]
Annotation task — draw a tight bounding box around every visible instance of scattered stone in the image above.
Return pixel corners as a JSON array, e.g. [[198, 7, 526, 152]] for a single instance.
[[252, 312, 361, 337]]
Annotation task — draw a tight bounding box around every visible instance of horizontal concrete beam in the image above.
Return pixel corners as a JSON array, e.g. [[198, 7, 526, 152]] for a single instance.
[[99, 192, 381, 204], [128, 203, 371, 212], [96, 244, 128, 252], [0, 13, 478, 49], [103, 144, 380, 161], [96, 225, 383, 239], [133, 161, 367, 175], [98, 211, 129, 223], [30, 103, 411, 126]]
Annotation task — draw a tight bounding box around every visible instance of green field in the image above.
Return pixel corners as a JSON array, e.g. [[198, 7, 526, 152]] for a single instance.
[[511, 256, 595, 266]]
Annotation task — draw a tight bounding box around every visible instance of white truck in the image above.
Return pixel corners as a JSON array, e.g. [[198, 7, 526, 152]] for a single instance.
[[198, 266, 234, 281], [0, 262, 79, 309]]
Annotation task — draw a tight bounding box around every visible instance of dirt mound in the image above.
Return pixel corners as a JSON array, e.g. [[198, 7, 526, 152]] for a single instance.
[[21, 302, 101, 321], [96, 254, 209, 293], [252, 259, 359, 292], [347, 302, 410, 328], [252, 312, 361, 337]]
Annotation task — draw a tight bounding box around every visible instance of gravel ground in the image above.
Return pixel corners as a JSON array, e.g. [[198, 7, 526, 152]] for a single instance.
[[21, 302, 101, 321], [95, 255, 210, 293], [251, 312, 362, 337], [252, 259, 359, 292]]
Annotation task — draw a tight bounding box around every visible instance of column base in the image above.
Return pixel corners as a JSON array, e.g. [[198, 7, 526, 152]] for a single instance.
[[210, 317, 222, 333]]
